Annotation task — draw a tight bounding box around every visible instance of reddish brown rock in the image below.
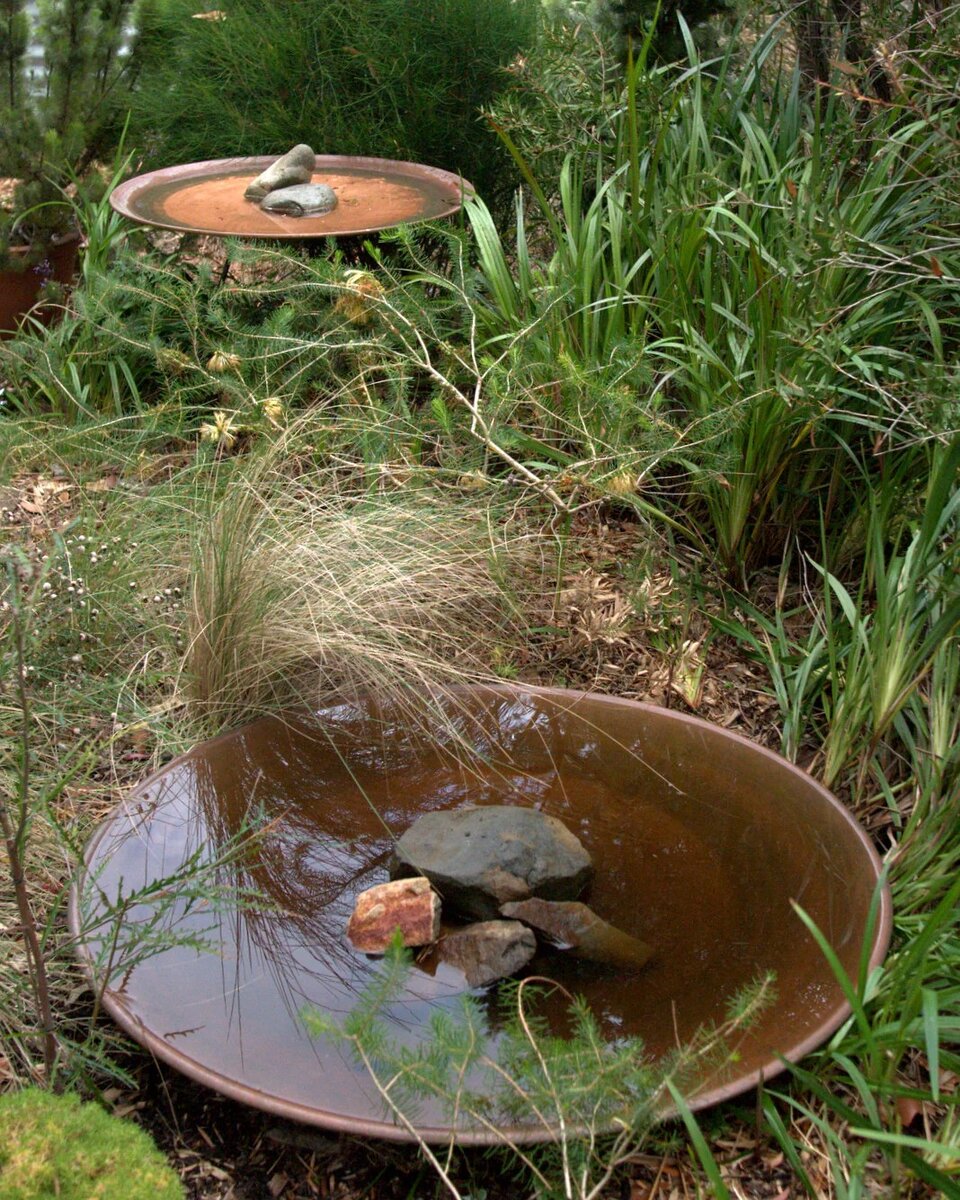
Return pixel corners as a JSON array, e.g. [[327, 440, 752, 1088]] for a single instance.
[[347, 877, 441, 954], [438, 920, 537, 987], [500, 899, 653, 970]]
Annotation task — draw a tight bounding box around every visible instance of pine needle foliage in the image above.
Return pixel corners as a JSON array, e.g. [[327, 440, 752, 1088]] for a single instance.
[[0, 0, 142, 262], [602, 0, 733, 62], [307, 939, 775, 1200], [127, 0, 539, 216]]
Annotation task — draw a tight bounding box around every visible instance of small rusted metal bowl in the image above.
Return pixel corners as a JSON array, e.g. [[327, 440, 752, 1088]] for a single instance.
[[109, 155, 471, 239], [70, 687, 890, 1144]]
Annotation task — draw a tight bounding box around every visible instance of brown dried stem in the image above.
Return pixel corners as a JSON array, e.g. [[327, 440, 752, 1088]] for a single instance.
[[2, 555, 60, 1087]]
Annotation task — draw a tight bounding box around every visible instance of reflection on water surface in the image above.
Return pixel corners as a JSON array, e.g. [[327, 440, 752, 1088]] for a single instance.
[[75, 689, 880, 1139]]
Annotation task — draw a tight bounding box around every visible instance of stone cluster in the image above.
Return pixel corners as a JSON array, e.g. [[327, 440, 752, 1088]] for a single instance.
[[243, 144, 338, 217], [345, 806, 652, 987]]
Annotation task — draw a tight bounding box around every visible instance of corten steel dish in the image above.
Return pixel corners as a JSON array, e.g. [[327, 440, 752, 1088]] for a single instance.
[[109, 155, 472, 239], [69, 687, 891, 1144]]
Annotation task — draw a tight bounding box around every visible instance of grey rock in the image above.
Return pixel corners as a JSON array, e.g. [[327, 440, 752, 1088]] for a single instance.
[[391, 806, 592, 920], [244, 144, 316, 201], [260, 183, 337, 217], [500, 898, 653, 970], [438, 920, 536, 987]]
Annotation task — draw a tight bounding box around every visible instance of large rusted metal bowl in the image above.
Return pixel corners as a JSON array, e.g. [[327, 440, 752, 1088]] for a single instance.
[[70, 687, 891, 1144], [109, 155, 471, 239]]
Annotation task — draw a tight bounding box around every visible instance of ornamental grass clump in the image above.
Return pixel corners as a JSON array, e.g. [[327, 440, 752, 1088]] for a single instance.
[[186, 456, 532, 732]]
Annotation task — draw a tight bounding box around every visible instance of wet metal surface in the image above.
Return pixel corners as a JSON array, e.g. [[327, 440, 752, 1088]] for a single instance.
[[109, 155, 470, 238], [71, 688, 890, 1143]]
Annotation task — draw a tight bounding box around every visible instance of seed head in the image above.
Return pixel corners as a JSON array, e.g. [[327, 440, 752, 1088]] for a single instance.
[[603, 470, 636, 498], [261, 396, 285, 427], [334, 270, 385, 326], [207, 351, 242, 374], [200, 410, 240, 450]]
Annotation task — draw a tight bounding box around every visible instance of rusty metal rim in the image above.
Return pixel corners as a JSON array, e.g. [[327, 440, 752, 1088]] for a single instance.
[[109, 154, 474, 239], [68, 685, 893, 1145]]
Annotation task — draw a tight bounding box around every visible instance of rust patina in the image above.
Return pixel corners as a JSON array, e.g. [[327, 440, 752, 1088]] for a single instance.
[[109, 155, 471, 239]]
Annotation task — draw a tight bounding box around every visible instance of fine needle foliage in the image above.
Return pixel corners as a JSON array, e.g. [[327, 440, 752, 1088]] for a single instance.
[[1, 548, 63, 1086], [0, 535, 271, 1092], [307, 938, 776, 1200], [0, 0, 142, 262]]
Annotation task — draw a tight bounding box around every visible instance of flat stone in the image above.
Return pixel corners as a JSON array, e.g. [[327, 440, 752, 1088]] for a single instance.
[[438, 920, 536, 987], [244, 144, 316, 201], [260, 183, 337, 217], [346, 877, 440, 954], [391, 806, 592, 920], [500, 899, 653, 970]]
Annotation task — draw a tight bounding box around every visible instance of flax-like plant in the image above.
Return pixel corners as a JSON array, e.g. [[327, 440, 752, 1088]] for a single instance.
[[764, 833, 960, 1197], [719, 436, 960, 792], [814, 440, 960, 792], [472, 12, 960, 576]]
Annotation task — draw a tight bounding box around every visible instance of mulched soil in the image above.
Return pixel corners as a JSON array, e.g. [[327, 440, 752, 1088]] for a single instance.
[[97, 1052, 809, 1200]]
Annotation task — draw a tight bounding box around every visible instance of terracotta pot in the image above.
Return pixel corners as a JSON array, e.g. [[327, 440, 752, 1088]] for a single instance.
[[0, 230, 82, 337]]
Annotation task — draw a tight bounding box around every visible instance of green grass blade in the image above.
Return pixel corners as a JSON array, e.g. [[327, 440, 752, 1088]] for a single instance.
[[666, 1080, 730, 1199]]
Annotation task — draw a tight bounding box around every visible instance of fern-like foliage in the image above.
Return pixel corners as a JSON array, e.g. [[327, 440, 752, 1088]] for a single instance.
[[306, 937, 775, 1200]]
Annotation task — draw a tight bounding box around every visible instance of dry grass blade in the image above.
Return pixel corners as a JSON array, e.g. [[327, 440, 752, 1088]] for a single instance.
[[185, 460, 535, 737]]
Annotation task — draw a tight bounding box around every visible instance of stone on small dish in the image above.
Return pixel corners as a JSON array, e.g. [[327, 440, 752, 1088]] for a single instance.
[[260, 183, 337, 217], [244, 144, 316, 201]]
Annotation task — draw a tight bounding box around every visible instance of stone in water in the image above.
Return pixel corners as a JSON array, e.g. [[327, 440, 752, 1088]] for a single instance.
[[438, 920, 536, 987], [244, 144, 316, 201], [260, 183, 338, 217], [391, 806, 593, 921], [501, 898, 653, 970], [347, 877, 440, 954]]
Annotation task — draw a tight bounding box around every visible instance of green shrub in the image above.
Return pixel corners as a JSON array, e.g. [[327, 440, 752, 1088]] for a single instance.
[[601, 0, 732, 61], [473, 17, 960, 576], [127, 0, 539, 214], [0, 1089, 183, 1200], [0, 0, 141, 266]]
